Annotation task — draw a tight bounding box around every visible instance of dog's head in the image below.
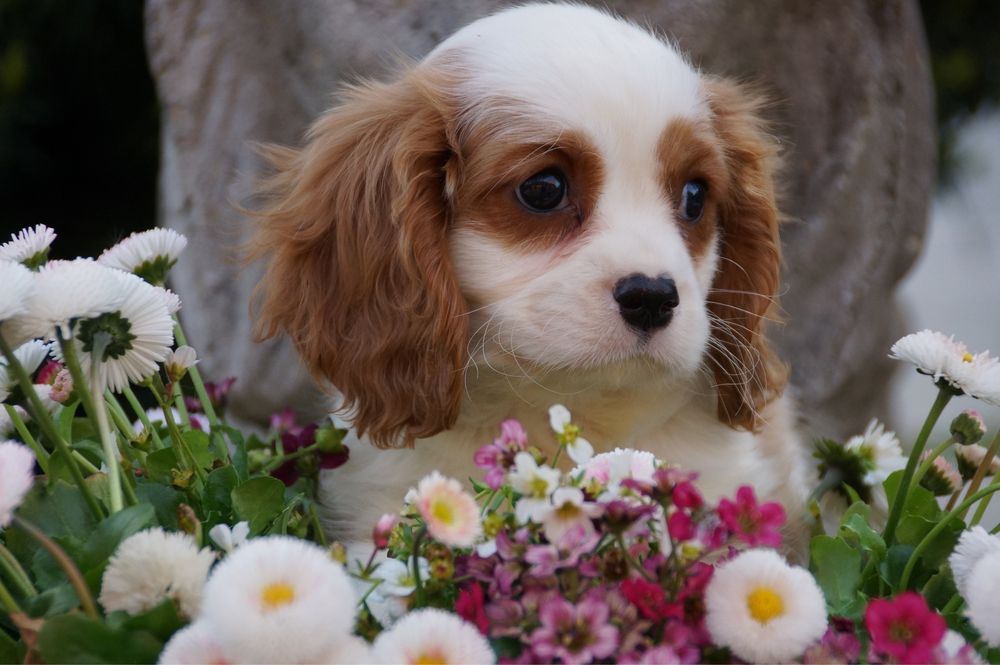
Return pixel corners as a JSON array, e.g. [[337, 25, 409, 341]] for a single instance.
[[251, 4, 786, 448]]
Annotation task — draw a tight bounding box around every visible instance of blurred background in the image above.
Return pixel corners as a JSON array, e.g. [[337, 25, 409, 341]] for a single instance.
[[1, 0, 998, 441]]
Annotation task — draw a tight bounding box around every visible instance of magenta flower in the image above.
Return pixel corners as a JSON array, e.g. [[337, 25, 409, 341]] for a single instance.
[[865, 592, 946, 664], [667, 510, 696, 541], [803, 621, 861, 664], [269, 407, 297, 434], [271, 423, 349, 485], [524, 523, 598, 576], [530, 595, 619, 664], [717, 485, 785, 547], [455, 583, 489, 635], [474, 418, 528, 489], [185, 376, 236, 413], [620, 577, 669, 621]]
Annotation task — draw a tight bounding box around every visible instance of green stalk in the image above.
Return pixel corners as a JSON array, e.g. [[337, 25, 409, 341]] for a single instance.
[[171, 379, 192, 429], [151, 375, 207, 485], [261, 442, 321, 473], [912, 436, 956, 486], [122, 384, 163, 450], [87, 336, 123, 514], [0, 544, 36, 598], [1, 334, 103, 520], [4, 403, 48, 473], [884, 386, 953, 547], [172, 319, 219, 428], [411, 527, 426, 601], [0, 577, 20, 614], [898, 484, 1000, 590], [12, 516, 98, 618], [967, 428, 1000, 525]]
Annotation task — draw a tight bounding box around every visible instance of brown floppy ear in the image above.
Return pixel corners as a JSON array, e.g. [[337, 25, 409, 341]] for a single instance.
[[249, 70, 467, 448], [704, 79, 788, 432]]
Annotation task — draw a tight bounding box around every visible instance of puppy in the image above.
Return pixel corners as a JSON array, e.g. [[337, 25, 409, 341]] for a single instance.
[[251, 3, 812, 549]]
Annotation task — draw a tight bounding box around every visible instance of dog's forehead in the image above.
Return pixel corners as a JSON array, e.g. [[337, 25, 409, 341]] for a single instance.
[[427, 3, 707, 148]]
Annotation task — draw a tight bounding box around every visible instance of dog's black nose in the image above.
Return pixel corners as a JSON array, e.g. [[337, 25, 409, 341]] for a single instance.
[[613, 274, 679, 332]]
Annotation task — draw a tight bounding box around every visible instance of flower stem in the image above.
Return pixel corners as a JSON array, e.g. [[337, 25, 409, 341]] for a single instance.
[[172, 319, 219, 428], [0, 334, 103, 520], [884, 386, 952, 547], [912, 436, 956, 486], [0, 544, 36, 598], [261, 442, 321, 473], [88, 336, 123, 514], [4, 403, 48, 473], [412, 527, 426, 601], [121, 384, 163, 449], [616, 535, 654, 582], [964, 428, 1000, 524], [898, 484, 1000, 590], [0, 577, 21, 614], [12, 516, 98, 618]]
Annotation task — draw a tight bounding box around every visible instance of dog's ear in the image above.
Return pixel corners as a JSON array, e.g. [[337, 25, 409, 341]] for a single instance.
[[704, 79, 788, 432], [250, 70, 467, 448]]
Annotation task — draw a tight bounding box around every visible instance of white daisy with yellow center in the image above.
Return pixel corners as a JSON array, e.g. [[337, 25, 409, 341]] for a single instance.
[[705, 548, 828, 663], [372, 609, 495, 665], [891, 330, 1000, 405], [199, 536, 356, 664], [414, 471, 482, 547]]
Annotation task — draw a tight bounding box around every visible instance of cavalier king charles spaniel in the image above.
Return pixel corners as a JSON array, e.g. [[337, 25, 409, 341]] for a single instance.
[[251, 3, 812, 548]]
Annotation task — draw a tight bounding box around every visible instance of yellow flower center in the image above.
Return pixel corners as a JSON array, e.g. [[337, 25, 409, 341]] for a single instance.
[[431, 498, 455, 526], [747, 586, 785, 624], [530, 476, 550, 497], [260, 582, 295, 609], [413, 651, 447, 665], [962, 352, 974, 363]]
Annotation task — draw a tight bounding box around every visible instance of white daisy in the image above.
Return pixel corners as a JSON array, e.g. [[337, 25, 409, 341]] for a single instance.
[[890, 330, 1000, 405], [156, 287, 182, 315], [99, 527, 215, 618], [208, 521, 250, 553], [573, 447, 659, 500], [949, 526, 1000, 600], [0, 261, 35, 348], [965, 549, 1000, 647], [413, 471, 481, 547], [67, 269, 175, 393], [548, 404, 594, 464], [535, 487, 602, 543], [98, 228, 187, 285], [0, 441, 35, 528], [956, 443, 999, 481], [158, 621, 233, 665], [0, 339, 50, 403], [200, 536, 356, 664], [372, 608, 495, 665], [843, 419, 907, 486], [705, 548, 828, 663], [9, 258, 126, 342], [0, 224, 56, 269], [323, 635, 375, 664], [508, 452, 561, 525]]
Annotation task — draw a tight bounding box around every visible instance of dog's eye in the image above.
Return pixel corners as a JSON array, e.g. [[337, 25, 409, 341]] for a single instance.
[[517, 169, 568, 212], [680, 180, 707, 222]]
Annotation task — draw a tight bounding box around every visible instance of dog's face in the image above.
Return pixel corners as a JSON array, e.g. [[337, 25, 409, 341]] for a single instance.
[[252, 4, 786, 448]]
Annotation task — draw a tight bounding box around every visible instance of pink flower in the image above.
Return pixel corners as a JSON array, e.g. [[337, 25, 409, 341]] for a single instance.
[[865, 592, 946, 664], [620, 577, 669, 621], [372, 513, 397, 550], [667, 511, 696, 541], [672, 481, 703, 510], [524, 523, 598, 576], [717, 486, 785, 548], [271, 423, 349, 485], [455, 584, 489, 635], [530, 595, 618, 664], [803, 621, 861, 664], [414, 472, 482, 547], [474, 418, 528, 489], [49, 368, 73, 403], [269, 407, 297, 434]]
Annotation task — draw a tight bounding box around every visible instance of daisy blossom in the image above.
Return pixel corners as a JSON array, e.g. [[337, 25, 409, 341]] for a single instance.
[[414, 471, 481, 547], [98, 228, 188, 285], [99, 527, 215, 618], [11, 259, 126, 342], [956, 443, 999, 480], [705, 548, 827, 663], [949, 526, 1000, 599], [372, 608, 495, 664], [535, 486, 602, 543], [0, 261, 35, 348], [0, 441, 35, 528], [208, 521, 250, 553], [158, 621, 232, 665], [0, 224, 56, 269], [890, 330, 1000, 405], [68, 269, 175, 393], [508, 452, 561, 524], [965, 550, 1000, 647], [0, 339, 50, 402], [548, 404, 594, 464], [324, 636, 375, 664], [200, 536, 356, 664], [844, 419, 907, 486], [156, 287, 182, 315]]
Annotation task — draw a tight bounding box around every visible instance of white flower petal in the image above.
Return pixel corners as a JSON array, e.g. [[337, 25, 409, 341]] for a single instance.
[[567, 435, 594, 465], [548, 404, 571, 433], [0, 261, 35, 348], [0, 441, 35, 528], [98, 228, 187, 278], [0, 225, 56, 266], [966, 549, 1000, 647], [372, 609, 494, 665]]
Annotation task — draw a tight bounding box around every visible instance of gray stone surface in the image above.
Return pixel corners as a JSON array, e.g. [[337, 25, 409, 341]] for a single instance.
[[145, 0, 935, 438]]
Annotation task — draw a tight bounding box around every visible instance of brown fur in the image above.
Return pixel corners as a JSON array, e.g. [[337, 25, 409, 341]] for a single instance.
[[703, 79, 788, 432], [249, 69, 468, 448]]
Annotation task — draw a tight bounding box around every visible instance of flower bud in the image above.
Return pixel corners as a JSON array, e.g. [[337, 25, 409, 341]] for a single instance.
[[329, 542, 348, 564], [430, 557, 454, 581], [372, 513, 398, 550], [164, 345, 198, 384], [49, 368, 73, 403], [170, 468, 194, 489], [919, 454, 962, 496], [955, 444, 1000, 481], [176, 503, 202, 542], [951, 410, 987, 446]]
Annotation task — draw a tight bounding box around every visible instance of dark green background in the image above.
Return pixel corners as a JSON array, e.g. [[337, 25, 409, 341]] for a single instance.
[[1, 0, 997, 256]]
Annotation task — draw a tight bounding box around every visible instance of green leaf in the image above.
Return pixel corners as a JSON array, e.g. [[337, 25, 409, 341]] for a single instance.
[[884, 470, 941, 520], [182, 430, 214, 469], [36, 614, 162, 664], [144, 448, 179, 485], [0, 626, 25, 664], [896, 514, 963, 572], [135, 480, 184, 530], [880, 544, 916, 589], [21, 582, 82, 618], [4, 481, 99, 564], [840, 511, 886, 559], [220, 426, 249, 481], [231, 476, 286, 535], [810, 535, 863, 615], [203, 466, 239, 526], [116, 599, 185, 641], [79, 504, 156, 573], [56, 400, 79, 442], [922, 570, 958, 611], [30, 534, 83, 589]]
